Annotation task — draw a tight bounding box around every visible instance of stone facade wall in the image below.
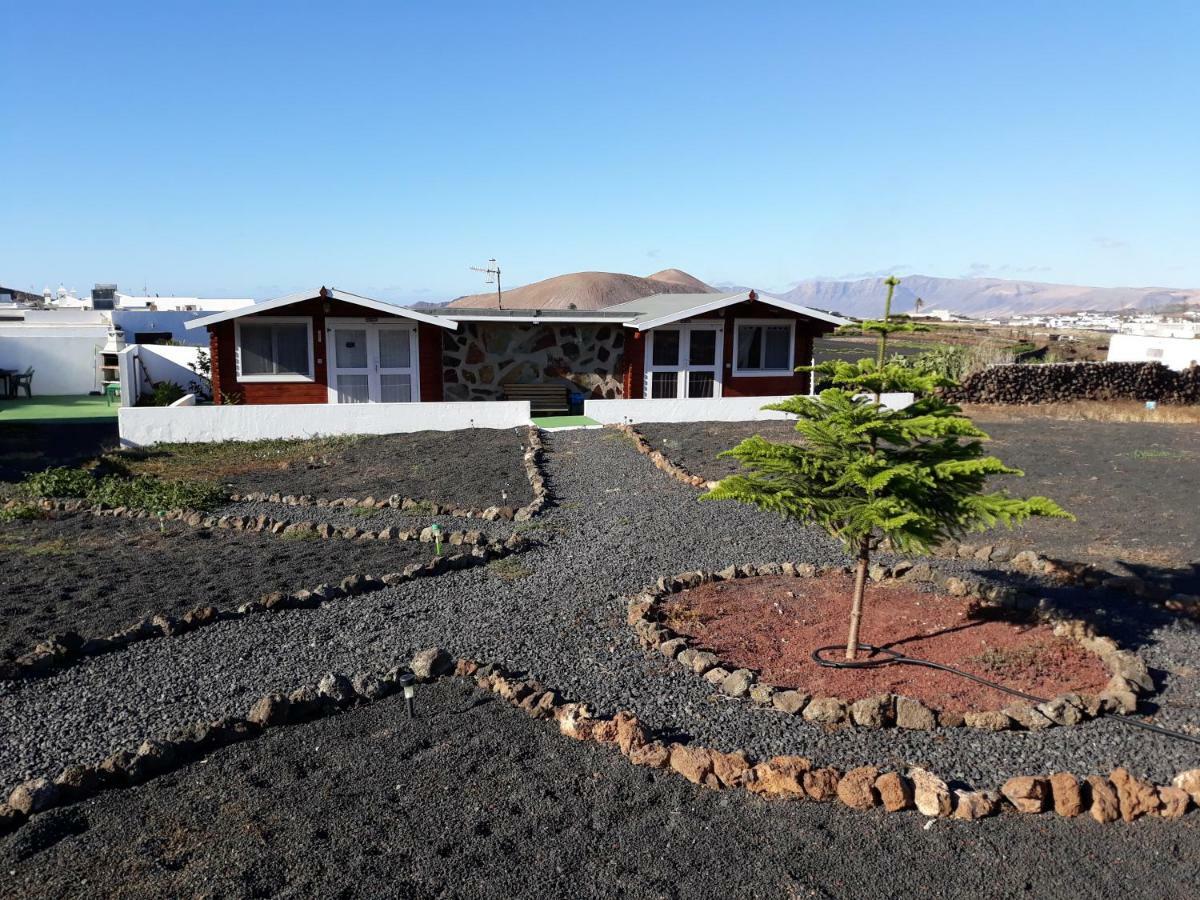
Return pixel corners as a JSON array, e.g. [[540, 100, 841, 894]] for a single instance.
[[442, 322, 626, 401], [942, 361, 1200, 405]]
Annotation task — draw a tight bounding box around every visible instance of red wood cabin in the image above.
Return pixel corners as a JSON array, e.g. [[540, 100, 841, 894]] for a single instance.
[[188, 287, 845, 407]]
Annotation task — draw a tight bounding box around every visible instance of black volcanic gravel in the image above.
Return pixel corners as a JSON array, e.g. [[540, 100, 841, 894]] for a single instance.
[[980, 419, 1200, 575], [0, 514, 436, 661], [220, 427, 533, 508], [637, 419, 804, 480], [3, 682, 1197, 900], [2, 429, 1199, 796]]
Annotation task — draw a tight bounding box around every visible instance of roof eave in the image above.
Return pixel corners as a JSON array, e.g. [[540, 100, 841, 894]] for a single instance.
[[184, 288, 459, 330]]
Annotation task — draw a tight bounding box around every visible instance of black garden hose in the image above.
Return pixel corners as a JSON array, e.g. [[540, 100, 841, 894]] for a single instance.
[[811, 642, 1200, 746]]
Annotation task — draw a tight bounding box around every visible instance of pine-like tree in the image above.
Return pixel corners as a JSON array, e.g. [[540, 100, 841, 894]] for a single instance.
[[702, 277, 1072, 659]]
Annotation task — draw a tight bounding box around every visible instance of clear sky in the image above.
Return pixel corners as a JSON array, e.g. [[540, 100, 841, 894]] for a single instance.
[[3, 1, 1197, 303]]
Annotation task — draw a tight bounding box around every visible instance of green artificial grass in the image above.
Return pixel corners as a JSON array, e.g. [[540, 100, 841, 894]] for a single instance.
[[0, 395, 118, 423], [530, 415, 602, 430]]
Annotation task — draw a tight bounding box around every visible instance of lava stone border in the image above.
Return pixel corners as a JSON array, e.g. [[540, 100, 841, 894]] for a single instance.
[[613, 424, 718, 490], [230, 423, 551, 522], [3, 648, 1195, 837], [627, 562, 1153, 733], [0, 532, 530, 682]]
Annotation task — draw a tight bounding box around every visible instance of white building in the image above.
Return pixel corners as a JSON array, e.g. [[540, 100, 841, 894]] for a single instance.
[[1107, 333, 1200, 371]]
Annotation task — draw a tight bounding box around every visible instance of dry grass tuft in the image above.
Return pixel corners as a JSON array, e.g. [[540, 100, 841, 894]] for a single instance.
[[963, 400, 1200, 425]]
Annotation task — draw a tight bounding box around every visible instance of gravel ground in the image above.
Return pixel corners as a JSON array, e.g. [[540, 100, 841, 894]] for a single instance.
[[3, 428, 1198, 795], [642, 416, 1200, 584], [0, 422, 118, 483], [637, 419, 803, 480], [217, 428, 533, 508], [4, 681, 1197, 900], [0, 514, 439, 662], [980, 420, 1200, 577]]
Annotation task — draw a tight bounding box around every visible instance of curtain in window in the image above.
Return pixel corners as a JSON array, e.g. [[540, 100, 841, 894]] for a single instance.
[[764, 325, 791, 370], [241, 322, 309, 376], [274, 323, 311, 374], [737, 325, 761, 369], [239, 324, 275, 375]]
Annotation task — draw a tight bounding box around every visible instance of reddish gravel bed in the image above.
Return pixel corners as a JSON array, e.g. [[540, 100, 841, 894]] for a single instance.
[[662, 574, 1112, 712]]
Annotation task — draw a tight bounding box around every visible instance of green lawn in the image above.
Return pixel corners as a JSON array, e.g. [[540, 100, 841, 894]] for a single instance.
[[531, 415, 602, 430], [0, 395, 119, 423]]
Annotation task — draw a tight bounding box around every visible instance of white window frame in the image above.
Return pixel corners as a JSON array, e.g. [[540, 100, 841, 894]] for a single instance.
[[234, 316, 315, 383], [732, 318, 795, 377], [643, 322, 723, 399]]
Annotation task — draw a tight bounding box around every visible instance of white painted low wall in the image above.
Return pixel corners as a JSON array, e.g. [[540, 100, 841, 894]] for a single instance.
[[1107, 333, 1200, 371], [118, 401, 533, 446], [584, 393, 914, 424]]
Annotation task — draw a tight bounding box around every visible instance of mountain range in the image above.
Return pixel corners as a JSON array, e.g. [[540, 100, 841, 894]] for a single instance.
[[440, 269, 1200, 318]]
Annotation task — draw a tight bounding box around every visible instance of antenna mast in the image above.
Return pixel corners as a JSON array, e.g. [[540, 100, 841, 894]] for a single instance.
[[469, 258, 502, 309]]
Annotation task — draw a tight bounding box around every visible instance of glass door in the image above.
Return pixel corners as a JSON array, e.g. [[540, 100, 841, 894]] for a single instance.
[[327, 321, 419, 403], [644, 324, 722, 399], [376, 324, 416, 403], [330, 325, 371, 403]]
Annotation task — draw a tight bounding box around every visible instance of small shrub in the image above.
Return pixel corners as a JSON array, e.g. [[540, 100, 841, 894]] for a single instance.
[[22, 467, 95, 499], [0, 502, 46, 523], [150, 382, 186, 407], [19, 466, 226, 512], [487, 557, 533, 582]]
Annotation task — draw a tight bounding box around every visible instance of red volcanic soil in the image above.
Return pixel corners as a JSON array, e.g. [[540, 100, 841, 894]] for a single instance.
[[661, 574, 1112, 713]]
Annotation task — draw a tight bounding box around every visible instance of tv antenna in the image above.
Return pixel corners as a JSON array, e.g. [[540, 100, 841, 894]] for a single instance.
[[469, 258, 502, 309]]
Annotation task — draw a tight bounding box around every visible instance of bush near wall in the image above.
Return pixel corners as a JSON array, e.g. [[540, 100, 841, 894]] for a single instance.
[[942, 362, 1200, 405]]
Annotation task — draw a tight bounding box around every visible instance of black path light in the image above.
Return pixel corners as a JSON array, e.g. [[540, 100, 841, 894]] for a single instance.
[[398, 672, 416, 719]]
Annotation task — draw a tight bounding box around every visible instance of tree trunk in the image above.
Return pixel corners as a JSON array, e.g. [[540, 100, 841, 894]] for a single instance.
[[845, 538, 871, 660]]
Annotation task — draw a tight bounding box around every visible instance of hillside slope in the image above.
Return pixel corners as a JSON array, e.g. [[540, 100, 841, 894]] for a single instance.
[[779, 275, 1200, 318], [448, 269, 717, 310]]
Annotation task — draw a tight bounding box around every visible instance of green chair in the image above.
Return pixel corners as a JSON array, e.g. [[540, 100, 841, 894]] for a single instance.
[[104, 382, 121, 405], [10, 368, 33, 398]]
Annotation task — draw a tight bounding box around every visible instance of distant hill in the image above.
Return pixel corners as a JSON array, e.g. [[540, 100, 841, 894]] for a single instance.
[[447, 268, 717, 310], [777, 275, 1200, 319]]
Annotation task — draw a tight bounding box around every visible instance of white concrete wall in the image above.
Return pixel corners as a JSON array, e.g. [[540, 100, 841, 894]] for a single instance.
[[138, 345, 205, 391], [0, 322, 110, 395], [1107, 333, 1200, 371], [119, 401, 533, 446], [584, 393, 914, 424], [111, 309, 220, 346]]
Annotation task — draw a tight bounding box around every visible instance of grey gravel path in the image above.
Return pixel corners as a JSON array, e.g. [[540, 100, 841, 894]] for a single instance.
[[2, 429, 1198, 791]]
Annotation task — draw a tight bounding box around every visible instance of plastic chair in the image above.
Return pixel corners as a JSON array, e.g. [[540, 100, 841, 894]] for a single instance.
[[10, 368, 33, 398], [104, 383, 121, 405]]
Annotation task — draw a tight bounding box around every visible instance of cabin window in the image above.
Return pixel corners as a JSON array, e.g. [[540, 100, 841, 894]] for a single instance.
[[733, 319, 794, 376], [236, 317, 314, 381]]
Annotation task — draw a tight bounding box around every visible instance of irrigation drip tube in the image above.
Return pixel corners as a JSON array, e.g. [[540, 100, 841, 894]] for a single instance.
[[811, 643, 1200, 746]]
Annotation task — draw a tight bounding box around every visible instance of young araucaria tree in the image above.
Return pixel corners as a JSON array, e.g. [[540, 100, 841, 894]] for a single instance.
[[703, 276, 1072, 660]]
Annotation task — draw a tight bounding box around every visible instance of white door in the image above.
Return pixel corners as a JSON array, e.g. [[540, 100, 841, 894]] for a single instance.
[[328, 320, 420, 404], [644, 324, 723, 399]]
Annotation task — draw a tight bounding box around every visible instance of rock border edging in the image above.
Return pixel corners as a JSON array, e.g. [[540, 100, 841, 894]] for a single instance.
[[627, 562, 1153, 732], [0, 534, 530, 682], [2, 650, 1195, 837]]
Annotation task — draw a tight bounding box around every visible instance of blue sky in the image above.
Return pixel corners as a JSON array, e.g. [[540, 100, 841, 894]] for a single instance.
[[3, 1, 1197, 303]]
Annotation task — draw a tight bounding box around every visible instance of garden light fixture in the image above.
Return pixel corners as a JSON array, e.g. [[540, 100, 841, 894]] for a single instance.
[[398, 672, 416, 719], [430, 522, 443, 555]]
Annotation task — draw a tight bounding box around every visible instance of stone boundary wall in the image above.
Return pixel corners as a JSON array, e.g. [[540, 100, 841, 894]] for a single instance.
[[628, 562, 1151, 733], [3, 646, 1196, 837], [942, 361, 1200, 405], [0, 529, 529, 682]]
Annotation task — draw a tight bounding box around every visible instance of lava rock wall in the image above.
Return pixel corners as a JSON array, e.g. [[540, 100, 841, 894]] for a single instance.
[[442, 322, 626, 401], [943, 362, 1200, 405]]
